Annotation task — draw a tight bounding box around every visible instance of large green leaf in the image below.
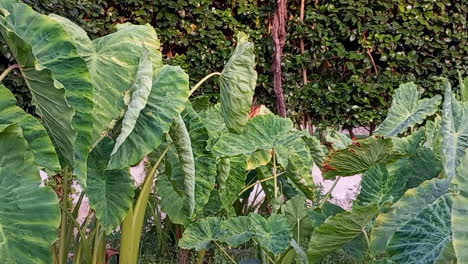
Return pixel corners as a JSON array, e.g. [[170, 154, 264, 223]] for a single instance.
[[392, 128, 425, 156], [201, 103, 227, 149], [303, 135, 327, 168], [156, 173, 190, 225], [219, 32, 257, 133], [451, 150, 468, 263], [86, 138, 134, 233], [282, 196, 308, 227], [220, 215, 255, 247], [50, 16, 162, 147], [375, 82, 442, 137], [0, 1, 94, 176], [276, 138, 316, 199], [180, 106, 217, 215], [219, 155, 248, 209], [387, 194, 453, 264], [178, 217, 223, 251], [307, 202, 345, 229], [0, 85, 60, 172], [169, 114, 196, 216], [211, 114, 295, 158], [323, 137, 400, 179], [355, 163, 401, 206], [307, 204, 378, 263], [250, 214, 292, 255], [434, 241, 457, 264], [0, 125, 60, 263], [387, 147, 442, 190], [161, 106, 217, 217], [370, 178, 450, 256], [441, 83, 468, 179], [211, 114, 315, 198], [108, 65, 189, 169], [423, 116, 443, 157], [388, 128, 442, 190], [111, 46, 154, 155]]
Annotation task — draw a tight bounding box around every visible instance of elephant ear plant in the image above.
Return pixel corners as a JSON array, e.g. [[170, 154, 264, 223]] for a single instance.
[[0, 0, 318, 263], [301, 78, 467, 264], [0, 0, 189, 262]]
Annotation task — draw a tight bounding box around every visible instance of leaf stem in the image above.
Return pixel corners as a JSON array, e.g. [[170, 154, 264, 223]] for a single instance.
[[319, 176, 341, 208], [58, 169, 70, 264], [196, 249, 207, 264], [58, 203, 91, 261], [238, 175, 276, 196], [214, 241, 237, 264], [272, 149, 278, 199], [189, 72, 221, 96], [0, 64, 19, 82], [119, 143, 172, 263], [362, 227, 371, 250]]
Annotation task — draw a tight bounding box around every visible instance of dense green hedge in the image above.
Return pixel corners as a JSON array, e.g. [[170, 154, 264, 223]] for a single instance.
[[2, 0, 467, 129], [285, 0, 467, 129]]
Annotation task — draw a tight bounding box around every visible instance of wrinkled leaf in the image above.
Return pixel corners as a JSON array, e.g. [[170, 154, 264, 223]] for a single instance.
[[441, 82, 468, 179], [387, 194, 452, 264], [211, 114, 295, 158], [323, 137, 400, 179], [111, 46, 154, 155], [307, 204, 378, 263], [355, 163, 401, 206], [109, 65, 189, 169], [219, 155, 248, 209], [221, 215, 255, 247], [0, 2, 93, 177], [370, 178, 450, 256], [219, 32, 257, 133], [169, 114, 195, 216], [250, 214, 292, 255], [179, 217, 223, 251], [375, 82, 442, 137], [451, 150, 468, 263]]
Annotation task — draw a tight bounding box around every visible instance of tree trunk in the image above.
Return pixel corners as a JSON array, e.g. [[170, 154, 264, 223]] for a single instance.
[[271, 0, 288, 117], [299, 0, 307, 86]]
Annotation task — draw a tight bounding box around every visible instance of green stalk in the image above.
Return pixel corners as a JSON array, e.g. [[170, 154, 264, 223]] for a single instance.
[[196, 250, 207, 264], [58, 169, 70, 264], [119, 144, 172, 264], [92, 222, 106, 264], [58, 204, 92, 261], [319, 176, 341, 208], [272, 149, 278, 199], [214, 241, 237, 264], [188, 72, 221, 96], [63, 192, 85, 260], [238, 175, 276, 196], [362, 227, 371, 250]]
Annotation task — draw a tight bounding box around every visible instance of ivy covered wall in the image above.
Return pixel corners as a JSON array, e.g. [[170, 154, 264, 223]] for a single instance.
[[2, 0, 467, 130]]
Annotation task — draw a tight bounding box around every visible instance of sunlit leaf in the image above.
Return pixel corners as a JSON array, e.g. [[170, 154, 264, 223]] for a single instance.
[[387, 194, 452, 264], [375, 82, 441, 137], [370, 178, 450, 256]]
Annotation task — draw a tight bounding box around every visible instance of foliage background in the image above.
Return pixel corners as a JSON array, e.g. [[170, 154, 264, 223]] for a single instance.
[[2, 0, 467, 129]]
